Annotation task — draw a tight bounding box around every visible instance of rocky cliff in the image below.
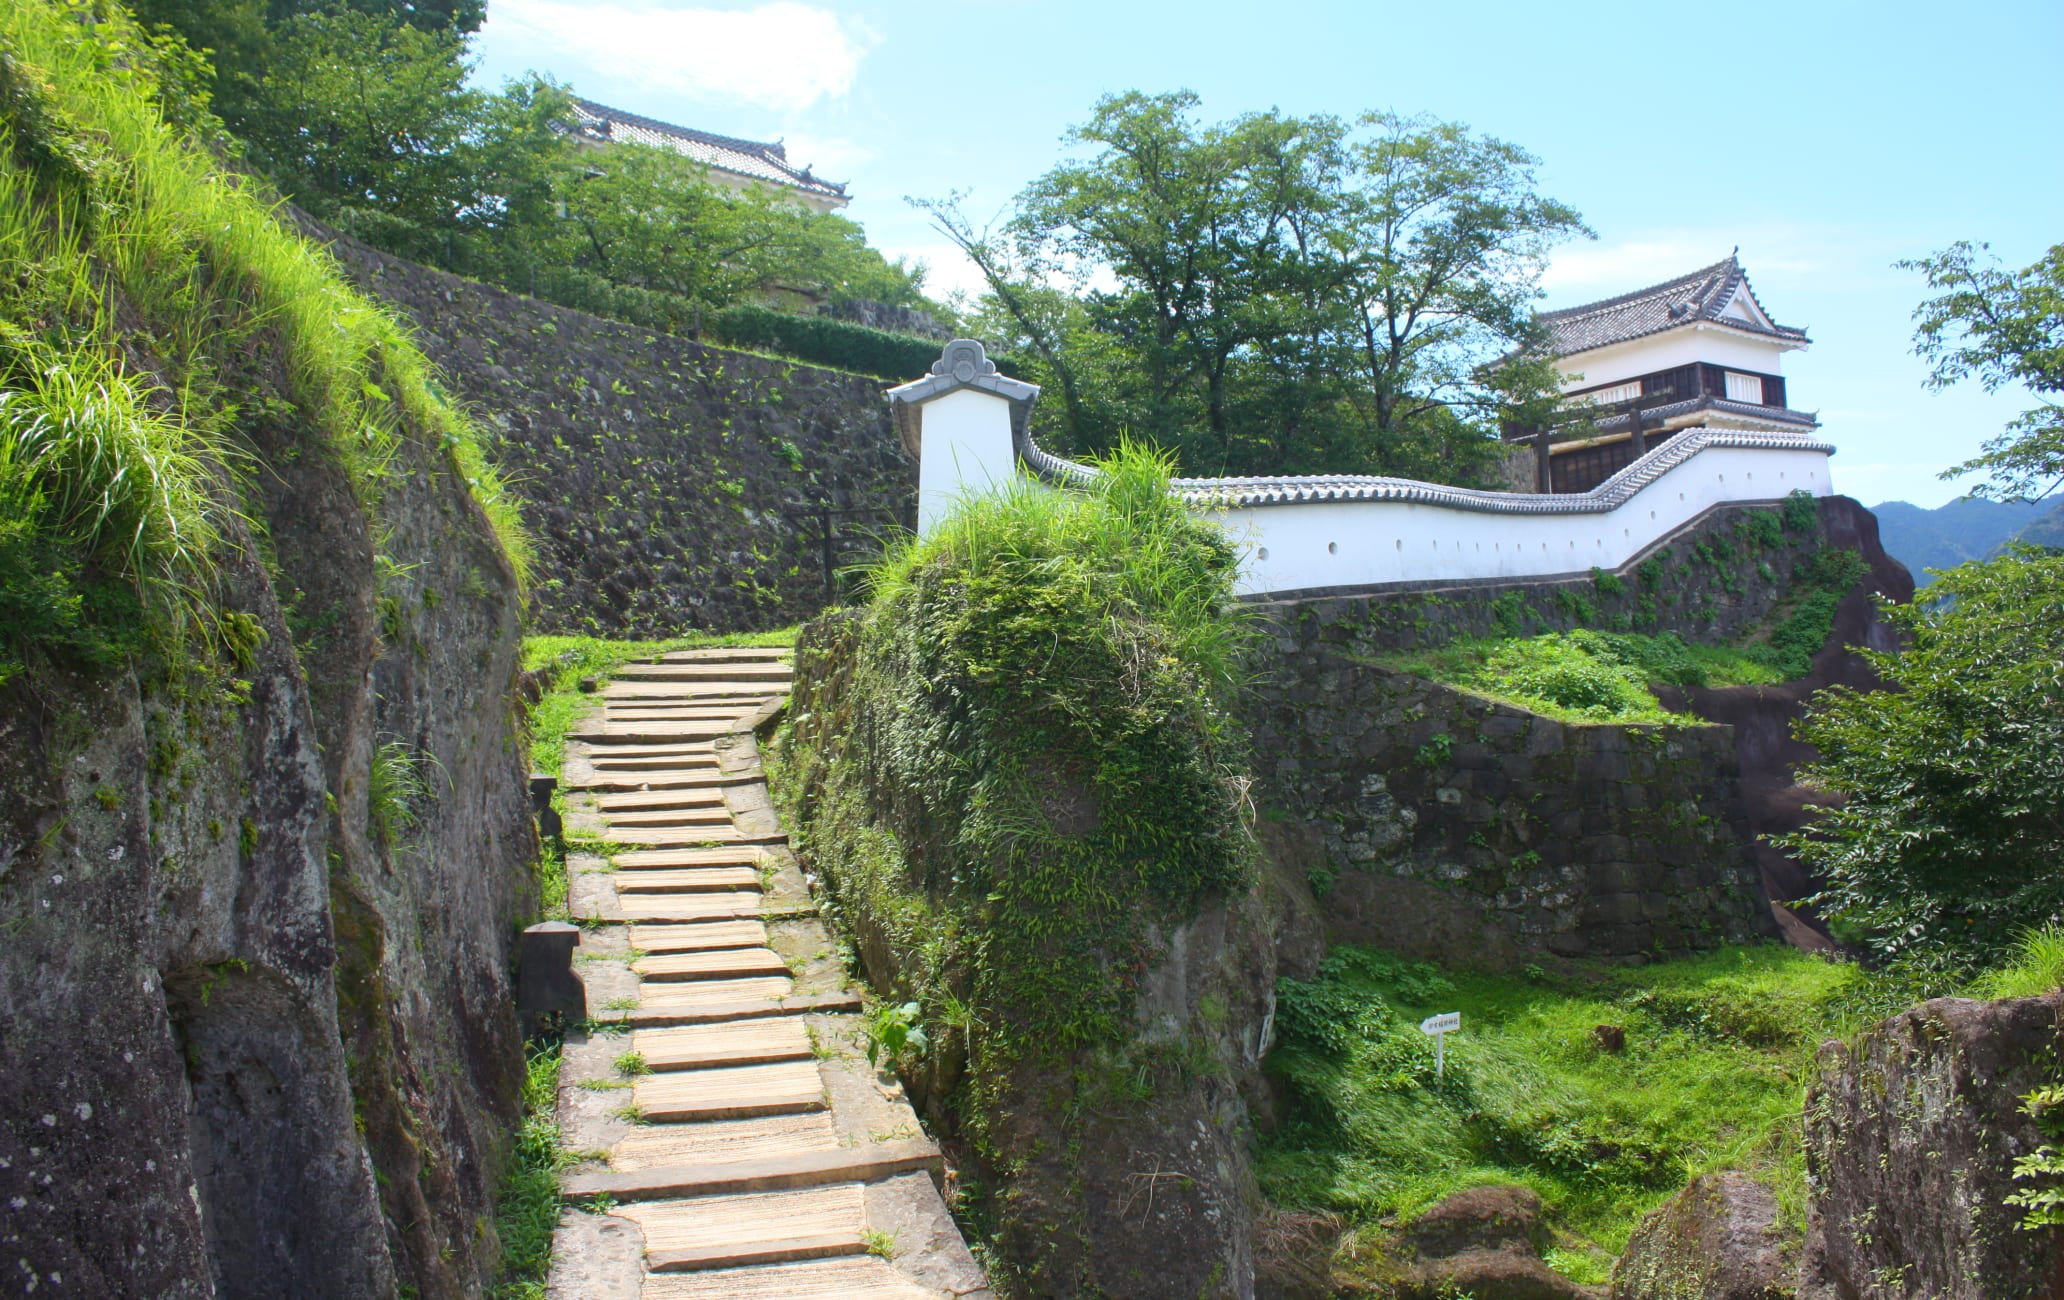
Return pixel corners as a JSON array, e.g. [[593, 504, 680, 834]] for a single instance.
[[0, 8, 535, 1294]]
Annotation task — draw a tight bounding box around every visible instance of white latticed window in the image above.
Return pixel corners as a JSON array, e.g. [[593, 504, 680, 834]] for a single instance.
[[1724, 371, 1765, 404], [1580, 381, 1641, 405]]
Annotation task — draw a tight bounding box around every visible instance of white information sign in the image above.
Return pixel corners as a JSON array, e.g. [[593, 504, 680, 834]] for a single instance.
[[1420, 1011, 1462, 1077]]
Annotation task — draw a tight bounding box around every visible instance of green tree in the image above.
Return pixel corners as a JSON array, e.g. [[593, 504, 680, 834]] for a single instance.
[[926, 92, 1585, 483], [1329, 113, 1589, 476], [542, 141, 925, 309], [228, 9, 567, 252], [1904, 241, 2064, 502], [1778, 548, 2064, 970]]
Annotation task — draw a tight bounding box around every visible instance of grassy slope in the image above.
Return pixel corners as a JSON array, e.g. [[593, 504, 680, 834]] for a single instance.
[[1260, 944, 1912, 1285], [0, 1, 527, 683]]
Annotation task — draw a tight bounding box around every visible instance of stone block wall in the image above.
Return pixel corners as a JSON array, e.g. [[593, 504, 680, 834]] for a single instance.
[[1242, 663, 1773, 965], [1228, 500, 1904, 965], [311, 220, 916, 636]]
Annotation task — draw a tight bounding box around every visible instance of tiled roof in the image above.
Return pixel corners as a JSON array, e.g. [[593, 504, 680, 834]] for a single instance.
[[569, 99, 848, 202], [1582, 393, 1821, 434], [1016, 426, 1834, 514], [1540, 257, 1808, 356]]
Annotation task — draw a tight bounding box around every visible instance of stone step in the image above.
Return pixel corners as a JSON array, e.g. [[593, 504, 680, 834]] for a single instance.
[[572, 773, 757, 795], [603, 707, 760, 722], [609, 1112, 840, 1172], [640, 1257, 941, 1299], [617, 892, 773, 924], [611, 1184, 864, 1273], [565, 1138, 942, 1204], [630, 1018, 812, 1071], [614, 868, 762, 895], [597, 789, 728, 811], [613, 667, 795, 686], [628, 921, 769, 953], [655, 648, 794, 663], [614, 847, 769, 869], [585, 756, 723, 771], [622, 990, 858, 1028], [632, 1059, 824, 1122], [605, 827, 786, 847], [579, 741, 722, 757], [602, 682, 782, 701], [571, 721, 739, 744], [634, 949, 790, 982], [636, 977, 794, 1014], [602, 807, 738, 828]]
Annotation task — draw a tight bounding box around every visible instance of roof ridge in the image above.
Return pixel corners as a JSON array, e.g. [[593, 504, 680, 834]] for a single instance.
[[1540, 255, 1739, 322], [571, 98, 844, 195]]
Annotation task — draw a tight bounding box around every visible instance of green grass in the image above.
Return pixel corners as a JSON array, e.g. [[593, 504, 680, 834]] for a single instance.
[[1260, 943, 1907, 1284], [488, 1039, 567, 1300], [0, 2, 529, 681], [522, 629, 797, 777], [1977, 925, 2064, 1000]]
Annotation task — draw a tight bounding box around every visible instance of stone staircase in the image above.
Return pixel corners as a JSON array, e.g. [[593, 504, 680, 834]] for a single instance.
[[546, 648, 989, 1300]]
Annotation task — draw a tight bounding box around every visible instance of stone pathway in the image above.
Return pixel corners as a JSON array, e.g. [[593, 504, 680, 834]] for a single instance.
[[545, 648, 989, 1300]]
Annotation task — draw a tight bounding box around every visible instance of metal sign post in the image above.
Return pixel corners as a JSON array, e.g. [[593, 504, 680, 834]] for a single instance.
[[1420, 1011, 1461, 1078]]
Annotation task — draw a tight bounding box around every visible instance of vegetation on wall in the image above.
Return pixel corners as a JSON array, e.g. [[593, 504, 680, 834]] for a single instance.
[[773, 445, 1256, 1275], [1381, 540, 1870, 723], [0, 0, 524, 685]]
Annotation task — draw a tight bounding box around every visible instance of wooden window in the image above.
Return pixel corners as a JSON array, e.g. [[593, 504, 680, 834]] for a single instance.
[[1724, 371, 1765, 404], [1581, 381, 1641, 405]]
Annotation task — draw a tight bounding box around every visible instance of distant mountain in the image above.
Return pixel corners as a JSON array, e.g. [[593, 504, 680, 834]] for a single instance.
[[1871, 496, 2064, 584]]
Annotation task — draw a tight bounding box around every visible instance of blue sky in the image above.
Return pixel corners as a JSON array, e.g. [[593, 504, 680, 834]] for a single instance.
[[472, 0, 2062, 508]]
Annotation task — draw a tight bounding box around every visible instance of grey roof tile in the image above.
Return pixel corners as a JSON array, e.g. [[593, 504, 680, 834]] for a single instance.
[[570, 99, 847, 201], [1540, 256, 1808, 355]]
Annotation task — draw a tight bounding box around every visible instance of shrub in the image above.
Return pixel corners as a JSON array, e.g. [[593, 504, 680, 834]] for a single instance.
[[1780, 548, 2064, 971], [704, 302, 947, 381]]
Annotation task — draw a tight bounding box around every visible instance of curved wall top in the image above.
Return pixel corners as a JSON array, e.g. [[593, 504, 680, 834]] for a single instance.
[[886, 340, 1838, 598]]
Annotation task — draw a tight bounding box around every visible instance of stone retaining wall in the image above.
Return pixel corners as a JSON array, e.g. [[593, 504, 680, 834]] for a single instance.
[[312, 220, 915, 636], [1235, 500, 1903, 965]]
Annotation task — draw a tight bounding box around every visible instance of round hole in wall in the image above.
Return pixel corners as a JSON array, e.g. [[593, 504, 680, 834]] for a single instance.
[[1328, 541, 1338, 555], [1256, 547, 1269, 561], [1650, 510, 1656, 519], [1395, 538, 1403, 550]]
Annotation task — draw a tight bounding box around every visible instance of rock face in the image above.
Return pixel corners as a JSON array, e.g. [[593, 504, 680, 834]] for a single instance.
[[1611, 1172, 1793, 1299], [0, 310, 534, 1296], [1242, 497, 1907, 965], [1800, 992, 2064, 1299], [313, 219, 916, 637], [1400, 1186, 1597, 1300]]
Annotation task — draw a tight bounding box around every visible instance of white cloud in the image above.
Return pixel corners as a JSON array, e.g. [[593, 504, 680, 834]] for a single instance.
[[777, 132, 874, 181], [485, 1, 876, 113]]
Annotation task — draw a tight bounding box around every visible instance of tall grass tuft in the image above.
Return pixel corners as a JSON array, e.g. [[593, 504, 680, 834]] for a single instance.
[[866, 439, 1251, 695], [1978, 926, 2064, 1000], [0, 0, 532, 620]]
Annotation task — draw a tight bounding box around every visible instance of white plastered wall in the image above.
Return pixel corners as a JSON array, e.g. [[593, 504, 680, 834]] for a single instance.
[[901, 384, 1836, 600], [1219, 446, 1834, 598], [1560, 327, 1795, 390]]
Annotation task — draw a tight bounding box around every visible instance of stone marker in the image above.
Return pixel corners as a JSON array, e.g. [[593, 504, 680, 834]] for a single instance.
[[517, 920, 584, 1035]]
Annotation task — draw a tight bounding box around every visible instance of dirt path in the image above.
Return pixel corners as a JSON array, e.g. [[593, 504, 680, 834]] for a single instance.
[[544, 647, 989, 1299]]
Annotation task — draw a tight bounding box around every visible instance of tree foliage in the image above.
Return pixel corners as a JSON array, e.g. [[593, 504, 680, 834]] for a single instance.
[[926, 91, 1588, 483], [1903, 240, 2064, 502], [1779, 548, 2064, 970]]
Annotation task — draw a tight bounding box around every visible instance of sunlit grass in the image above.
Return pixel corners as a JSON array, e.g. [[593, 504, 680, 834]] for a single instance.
[[1260, 943, 1903, 1282]]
